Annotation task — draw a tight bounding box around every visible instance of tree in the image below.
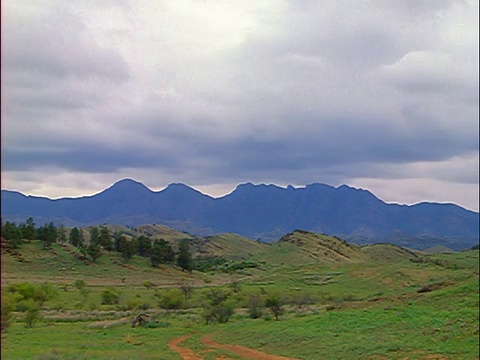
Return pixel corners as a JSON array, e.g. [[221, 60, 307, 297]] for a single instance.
[[121, 239, 136, 261], [137, 235, 151, 257], [69, 227, 81, 247], [89, 227, 100, 245], [202, 289, 235, 324], [87, 242, 102, 263], [176, 239, 193, 272], [2, 221, 22, 248], [113, 231, 124, 252], [230, 277, 242, 293], [57, 224, 67, 244], [99, 227, 113, 251], [247, 294, 264, 319], [38, 222, 57, 249], [150, 239, 175, 267], [178, 281, 194, 301], [1, 294, 15, 332], [77, 229, 87, 257], [23, 300, 40, 328], [265, 293, 284, 320], [22, 217, 36, 242]]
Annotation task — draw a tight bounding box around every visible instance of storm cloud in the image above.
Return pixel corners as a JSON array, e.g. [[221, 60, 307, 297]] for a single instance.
[[2, 0, 478, 211]]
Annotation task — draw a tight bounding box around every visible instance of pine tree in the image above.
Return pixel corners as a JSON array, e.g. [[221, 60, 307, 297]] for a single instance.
[[87, 242, 102, 263], [176, 239, 193, 273], [137, 235, 151, 257], [89, 227, 100, 245], [57, 224, 67, 244], [69, 227, 80, 247], [99, 227, 113, 251]]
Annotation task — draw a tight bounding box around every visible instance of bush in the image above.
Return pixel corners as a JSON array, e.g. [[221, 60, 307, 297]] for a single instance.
[[142, 321, 171, 329], [1, 294, 15, 332], [247, 294, 264, 319], [101, 288, 120, 305], [158, 289, 184, 310], [216, 300, 235, 324], [201, 289, 236, 324], [6, 282, 58, 309], [126, 299, 142, 310], [265, 293, 284, 320], [73, 279, 86, 290], [143, 281, 155, 289], [291, 292, 316, 308], [23, 300, 40, 328]]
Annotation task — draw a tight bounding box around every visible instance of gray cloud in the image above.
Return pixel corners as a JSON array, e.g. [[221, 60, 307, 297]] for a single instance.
[[1, 0, 478, 211]]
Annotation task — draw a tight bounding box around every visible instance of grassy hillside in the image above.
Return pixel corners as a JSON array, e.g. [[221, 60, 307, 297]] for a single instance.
[[250, 230, 372, 265], [2, 226, 478, 359], [360, 243, 421, 263], [191, 233, 268, 259]]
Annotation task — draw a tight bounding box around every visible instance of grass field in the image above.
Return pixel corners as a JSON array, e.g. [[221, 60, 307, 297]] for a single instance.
[[1, 233, 478, 359]]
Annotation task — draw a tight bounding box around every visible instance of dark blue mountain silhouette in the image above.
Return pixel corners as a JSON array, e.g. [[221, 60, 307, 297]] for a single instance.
[[2, 178, 478, 250]]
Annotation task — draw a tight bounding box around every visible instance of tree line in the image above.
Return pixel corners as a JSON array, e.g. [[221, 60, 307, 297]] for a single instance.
[[1, 218, 193, 272]]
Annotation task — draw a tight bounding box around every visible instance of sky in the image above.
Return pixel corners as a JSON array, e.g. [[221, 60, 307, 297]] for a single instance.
[[1, 0, 479, 211]]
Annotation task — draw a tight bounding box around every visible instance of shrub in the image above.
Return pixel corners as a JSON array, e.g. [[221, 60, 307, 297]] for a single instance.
[[158, 289, 184, 310], [143, 281, 155, 289], [7, 282, 58, 309], [291, 292, 315, 308], [24, 300, 40, 328], [79, 287, 90, 302], [247, 294, 264, 319], [73, 279, 86, 290], [201, 289, 236, 324], [126, 299, 142, 310], [216, 300, 235, 324], [101, 288, 120, 305], [142, 321, 171, 329], [265, 293, 284, 320], [1, 294, 15, 332], [15, 283, 37, 301]]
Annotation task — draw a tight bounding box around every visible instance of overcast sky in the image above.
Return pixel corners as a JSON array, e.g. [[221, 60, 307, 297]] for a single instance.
[[1, 0, 479, 211]]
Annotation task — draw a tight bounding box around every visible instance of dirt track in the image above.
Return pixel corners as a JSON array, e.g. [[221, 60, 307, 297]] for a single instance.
[[168, 335, 202, 360], [168, 334, 299, 360]]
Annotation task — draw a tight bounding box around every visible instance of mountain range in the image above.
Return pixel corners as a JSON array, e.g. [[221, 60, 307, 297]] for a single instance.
[[1, 179, 479, 250]]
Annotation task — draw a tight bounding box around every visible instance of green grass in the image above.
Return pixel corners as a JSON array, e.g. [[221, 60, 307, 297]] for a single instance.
[[2, 322, 187, 359], [2, 236, 478, 359]]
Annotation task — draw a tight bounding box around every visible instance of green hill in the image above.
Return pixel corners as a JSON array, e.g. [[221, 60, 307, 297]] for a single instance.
[[191, 233, 267, 260], [2, 223, 478, 360], [360, 243, 421, 263], [256, 230, 371, 264]]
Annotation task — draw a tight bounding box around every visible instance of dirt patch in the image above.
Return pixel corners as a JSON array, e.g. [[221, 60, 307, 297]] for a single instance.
[[168, 334, 299, 360], [417, 282, 446, 293], [202, 335, 299, 360], [168, 335, 202, 360]]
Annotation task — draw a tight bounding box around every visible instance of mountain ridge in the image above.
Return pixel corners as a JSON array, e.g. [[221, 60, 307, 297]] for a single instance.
[[2, 178, 478, 250], [2, 178, 474, 209]]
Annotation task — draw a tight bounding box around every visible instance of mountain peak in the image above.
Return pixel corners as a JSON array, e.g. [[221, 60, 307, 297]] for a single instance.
[[103, 178, 153, 195], [162, 183, 214, 199], [166, 182, 194, 189]]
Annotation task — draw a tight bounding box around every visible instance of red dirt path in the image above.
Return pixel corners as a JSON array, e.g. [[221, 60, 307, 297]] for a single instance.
[[167, 335, 202, 360], [168, 333, 298, 360]]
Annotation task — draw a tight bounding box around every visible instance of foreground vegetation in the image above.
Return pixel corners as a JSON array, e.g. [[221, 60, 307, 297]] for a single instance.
[[1, 221, 479, 359]]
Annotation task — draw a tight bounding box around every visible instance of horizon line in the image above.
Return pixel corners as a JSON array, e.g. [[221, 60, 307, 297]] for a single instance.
[[2, 177, 477, 213]]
